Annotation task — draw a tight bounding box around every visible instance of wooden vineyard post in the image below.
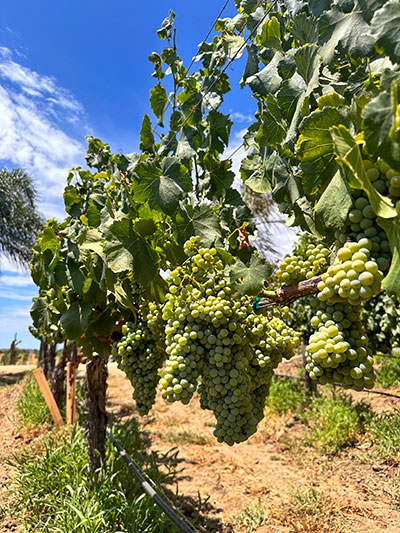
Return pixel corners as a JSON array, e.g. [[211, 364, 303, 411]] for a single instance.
[[66, 361, 77, 424], [33, 368, 64, 427]]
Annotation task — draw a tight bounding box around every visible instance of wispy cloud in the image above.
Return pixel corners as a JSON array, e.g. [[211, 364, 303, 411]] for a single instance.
[[229, 110, 254, 124], [0, 274, 34, 287], [0, 47, 88, 219]]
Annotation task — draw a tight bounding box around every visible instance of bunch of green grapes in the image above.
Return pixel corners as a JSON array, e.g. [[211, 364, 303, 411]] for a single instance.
[[305, 301, 374, 391], [115, 321, 165, 415], [159, 236, 301, 445], [276, 242, 330, 285], [335, 159, 392, 271], [316, 239, 383, 306]]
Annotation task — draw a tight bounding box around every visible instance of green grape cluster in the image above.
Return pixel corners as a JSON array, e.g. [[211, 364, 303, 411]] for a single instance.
[[276, 243, 330, 285], [305, 302, 375, 391], [115, 321, 165, 415], [335, 159, 392, 271], [317, 239, 383, 306], [159, 236, 301, 445]]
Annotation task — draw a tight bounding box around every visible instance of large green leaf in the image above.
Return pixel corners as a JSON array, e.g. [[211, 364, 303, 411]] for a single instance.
[[377, 204, 400, 298], [149, 83, 168, 127], [230, 255, 272, 296], [139, 114, 155, 154], [66, 259, 85, 295], [176, 203, 221, 246], [208, 110, 233, 153], [318, 6, 374, 62], [371, 0, 400, 63], [247, 54, 282, 96], [30, 297, 51, 330], [258, 17, 283, 52], [222, 33, 245, 58], [363, 89, 400, 172], [60, 300, 91, 339], [102, 216, 158, 285], [298, 107, 349, 194], [133, 157, 191, 214], [330, 125, 397, 219], [315, 170, 352, 236], [240, 152, 272, 193]]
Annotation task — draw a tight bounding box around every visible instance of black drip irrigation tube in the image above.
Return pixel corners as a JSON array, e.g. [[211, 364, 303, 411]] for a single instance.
[[106, 431, 197, 533]]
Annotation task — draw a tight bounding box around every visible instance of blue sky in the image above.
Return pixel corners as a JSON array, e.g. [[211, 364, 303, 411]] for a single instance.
[[0, 1, 296, 348]]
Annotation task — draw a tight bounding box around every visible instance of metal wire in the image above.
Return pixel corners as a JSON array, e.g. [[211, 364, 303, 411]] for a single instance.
[[156, 0, 279, 160], [187, 0, 232, 73]]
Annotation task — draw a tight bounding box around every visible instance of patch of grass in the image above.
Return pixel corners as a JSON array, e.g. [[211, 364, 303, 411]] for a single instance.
[[11, 422, 181, 533], [376, 355, 400, 388], [265, 377, 305, 414], [302, 390, 370, 453], [164, 428, 212, 445], [16, 374, 51, 427], [368, 412, 400, 463], [235, 499, 268, 532], [278, 487, 347, 532]]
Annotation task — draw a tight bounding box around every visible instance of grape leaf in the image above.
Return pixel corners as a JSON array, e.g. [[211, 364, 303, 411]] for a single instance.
[[150, 83, 168, 127], [330, 125, 397, 219], [258, 17, 283, 52], [371, 0, 400, 63], [230, 255, 272, 295], [297, 107, 349, 194], [60, 300, 91, 339], [362, 89, 400, 173], [139, 114, 155, 154], [176, 203, 221, 246], [319, 6, 374, 62], [133, 157, 191, 215], [102, 217, 158, 285], [377, 203, 400, 299], [315, 170, 352, 236]]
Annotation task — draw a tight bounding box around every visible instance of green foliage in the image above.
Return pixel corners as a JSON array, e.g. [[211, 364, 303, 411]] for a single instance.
[[376, 355, 400, 388], [368, 412, 400, 463], [16, 374, 51, 427], [265, 377, 305, 414], [11, 423, 180, 533], [303, 390, 371, 453]]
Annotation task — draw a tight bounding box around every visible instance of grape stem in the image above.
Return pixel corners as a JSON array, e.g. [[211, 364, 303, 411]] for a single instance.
[[257, 275, 322, 308]]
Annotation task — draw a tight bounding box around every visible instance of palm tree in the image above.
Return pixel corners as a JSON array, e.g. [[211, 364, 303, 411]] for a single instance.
[[0, 168, 44, 266]]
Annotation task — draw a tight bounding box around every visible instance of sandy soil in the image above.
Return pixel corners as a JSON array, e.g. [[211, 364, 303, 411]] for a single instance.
[[1, 362, 399, 532], [106, 363, 400, 533]]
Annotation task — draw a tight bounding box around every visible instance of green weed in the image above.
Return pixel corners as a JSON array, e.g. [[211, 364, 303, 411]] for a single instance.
[[265, 377, 305, 414], [303, 390, 371, 453], [16, 374, 51, 427], [235, 499, 268, 532], [376, 355, 400, 388], [11, 423, 180, 533], [368, 412, 400, 463]]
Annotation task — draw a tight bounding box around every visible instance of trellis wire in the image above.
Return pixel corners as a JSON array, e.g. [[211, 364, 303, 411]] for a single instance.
[[156, 0, 279, 160], [106, 431, 197, 533], [274, 373, 400, 400]]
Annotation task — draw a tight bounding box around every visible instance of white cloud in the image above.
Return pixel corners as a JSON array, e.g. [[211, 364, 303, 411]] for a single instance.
[[0, 274, 34, 287], [229, 111, 253, 123], [0, 290, 35, 301], [0, 47, 88, 219]]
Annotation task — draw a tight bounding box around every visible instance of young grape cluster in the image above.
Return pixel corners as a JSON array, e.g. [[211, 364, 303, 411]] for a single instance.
[[159, 236, 300, 445], [316, 239, 383, 306], [276, 243, 330, 285], [305, 301, 374, 391], [115, 318, 165, 415], [335, 159, 392, 272]]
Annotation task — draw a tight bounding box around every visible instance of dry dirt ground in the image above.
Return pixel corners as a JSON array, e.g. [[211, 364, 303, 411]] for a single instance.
[[0, 363, 399, 533], [107, 363, 400, 533]]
